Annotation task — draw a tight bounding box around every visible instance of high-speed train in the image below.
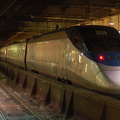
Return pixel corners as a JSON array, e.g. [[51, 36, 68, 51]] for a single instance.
[[0, 25, 120, 94]]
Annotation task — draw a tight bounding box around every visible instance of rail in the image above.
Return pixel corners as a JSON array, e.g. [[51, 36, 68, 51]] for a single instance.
[[0, 81, 44, 120], [0, 109, 8, 120]]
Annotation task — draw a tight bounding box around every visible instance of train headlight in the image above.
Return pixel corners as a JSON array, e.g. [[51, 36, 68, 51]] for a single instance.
[[99, 55, 105, 60]]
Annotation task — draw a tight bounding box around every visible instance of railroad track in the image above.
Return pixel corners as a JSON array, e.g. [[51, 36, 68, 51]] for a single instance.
[[0, 81, 45, 120], [0, 109, 8, 120]]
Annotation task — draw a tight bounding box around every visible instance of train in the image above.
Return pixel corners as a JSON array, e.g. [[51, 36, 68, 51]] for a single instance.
[[0, 25, 120, 94]]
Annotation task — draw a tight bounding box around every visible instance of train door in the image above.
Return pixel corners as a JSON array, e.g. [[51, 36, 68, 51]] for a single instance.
[[26, 43, 35, 70], [60, 39, 67, 80]]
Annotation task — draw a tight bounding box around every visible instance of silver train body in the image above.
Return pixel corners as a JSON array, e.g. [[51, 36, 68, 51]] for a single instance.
[[1, 25, 120, 94]]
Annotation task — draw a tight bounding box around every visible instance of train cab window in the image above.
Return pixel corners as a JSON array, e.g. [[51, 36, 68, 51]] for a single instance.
[[73, 37, 79, 45], [86, 37, 120, 52]]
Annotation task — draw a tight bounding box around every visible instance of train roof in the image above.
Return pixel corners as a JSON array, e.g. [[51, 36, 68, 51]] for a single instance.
[[75, 25, 119, 37], [27, 25, 120, 43]]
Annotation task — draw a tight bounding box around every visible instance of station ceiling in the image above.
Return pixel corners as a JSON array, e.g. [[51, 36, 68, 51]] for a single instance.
[[0, 0, 120, 46]]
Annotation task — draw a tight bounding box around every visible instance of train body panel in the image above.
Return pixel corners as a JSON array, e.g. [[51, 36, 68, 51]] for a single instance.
[[65, 38, 84, 85], [6, 43, 26, 68], [80, 56, 100, 88], [1, 25, 120, 94], [26, 30, 102, 90], [0, 47, 7, 62], [26, 31, 78, 80]]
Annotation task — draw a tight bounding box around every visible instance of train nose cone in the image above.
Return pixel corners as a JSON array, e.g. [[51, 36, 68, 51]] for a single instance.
[[96, 71, 120, 85], [96, 71, 120, 94]]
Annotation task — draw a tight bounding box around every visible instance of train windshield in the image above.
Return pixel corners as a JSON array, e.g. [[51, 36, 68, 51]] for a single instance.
[[85, 37, 120, 52]]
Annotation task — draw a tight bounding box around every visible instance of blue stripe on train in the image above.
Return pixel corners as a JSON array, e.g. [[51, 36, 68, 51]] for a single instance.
[[83, 52, 120, 66]]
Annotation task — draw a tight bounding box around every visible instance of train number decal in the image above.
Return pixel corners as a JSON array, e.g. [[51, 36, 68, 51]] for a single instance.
[[95, 30, 107, 35]]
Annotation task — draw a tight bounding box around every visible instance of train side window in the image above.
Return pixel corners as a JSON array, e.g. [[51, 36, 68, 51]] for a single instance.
[[73, 37, 84, 50]]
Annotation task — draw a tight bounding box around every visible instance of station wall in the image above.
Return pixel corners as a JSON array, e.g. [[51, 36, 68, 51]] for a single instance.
[[86, 14, 120, 31]]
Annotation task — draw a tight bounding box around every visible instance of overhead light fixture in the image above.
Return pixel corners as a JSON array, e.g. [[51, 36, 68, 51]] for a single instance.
[[109, 22, 114, 25], [31, 15, 84, 21], [109, 16, 114, 26]]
